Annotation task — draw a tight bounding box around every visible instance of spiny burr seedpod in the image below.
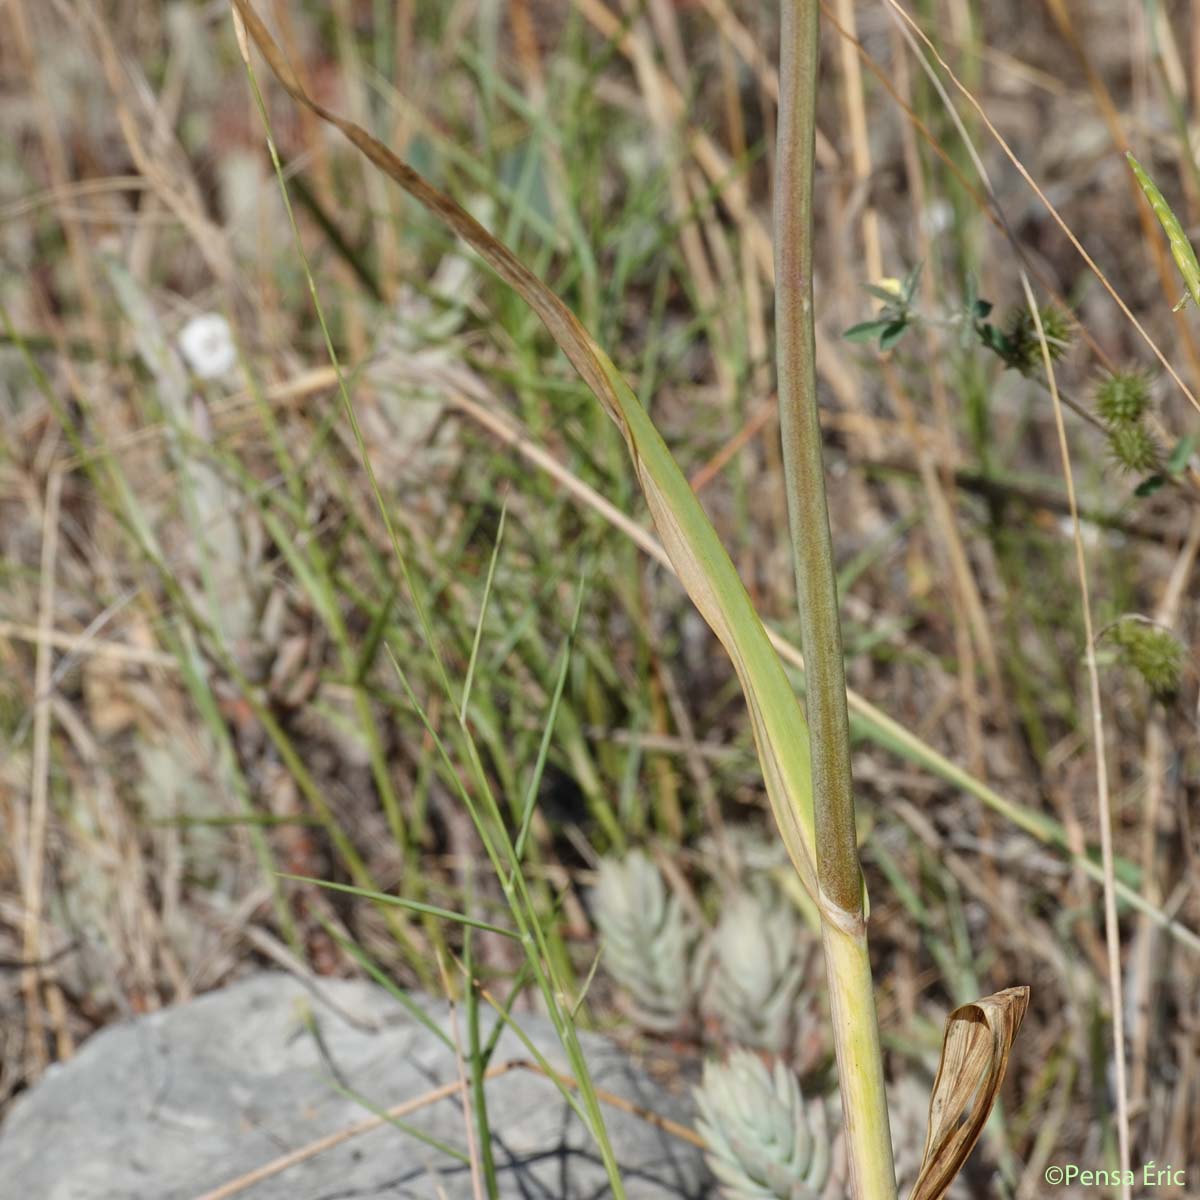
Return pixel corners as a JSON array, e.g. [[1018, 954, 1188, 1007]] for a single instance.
[[1106, 422, 1161, 474], [1094, 368, 1154, 427], [1106, 617, 1184, 699], [694, 1050, 836, 1200], [1001, 302, 1074, 375], [698, 888, 811, 1055], [591, 850, 695, 1033]]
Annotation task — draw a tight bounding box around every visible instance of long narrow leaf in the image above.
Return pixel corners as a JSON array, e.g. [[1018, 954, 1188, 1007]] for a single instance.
[[277, 874, 519, 939], [1127, 152, 1200, 310], [231, 0, 820, 899]]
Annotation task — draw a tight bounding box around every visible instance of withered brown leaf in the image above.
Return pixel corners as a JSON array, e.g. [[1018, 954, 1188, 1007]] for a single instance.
[[908, 985, 1030, 1200]]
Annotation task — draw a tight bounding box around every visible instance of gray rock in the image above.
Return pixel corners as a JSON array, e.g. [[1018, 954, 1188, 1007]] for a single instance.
[[0, 972, 710, 1199]]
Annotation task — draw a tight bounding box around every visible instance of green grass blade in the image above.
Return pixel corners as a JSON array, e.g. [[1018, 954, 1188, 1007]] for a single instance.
[[513, 575, 586, 867], [1127, 151, 1200, 308], [277, 874, 520, 939], [461, 498, 508, 723]]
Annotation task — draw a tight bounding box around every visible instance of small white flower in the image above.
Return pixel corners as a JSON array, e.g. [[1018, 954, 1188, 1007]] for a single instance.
[[1057, 515, 1105, 549], [178, 313, 236, 379], [921, 198, 953, 237]]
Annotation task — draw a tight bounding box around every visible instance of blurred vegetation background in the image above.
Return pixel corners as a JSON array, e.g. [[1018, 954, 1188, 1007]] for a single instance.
[[1, 1, 1198, 1194]]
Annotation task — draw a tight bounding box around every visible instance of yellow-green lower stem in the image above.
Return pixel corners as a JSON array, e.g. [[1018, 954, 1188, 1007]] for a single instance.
[[821, 906, 897, 1199]]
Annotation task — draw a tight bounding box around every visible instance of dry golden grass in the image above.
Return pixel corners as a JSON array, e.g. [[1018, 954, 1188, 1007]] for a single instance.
[[1, 1, 1198, 1194]]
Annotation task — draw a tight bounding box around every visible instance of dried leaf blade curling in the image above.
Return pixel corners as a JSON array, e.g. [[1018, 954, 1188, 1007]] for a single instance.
[[907, 985, 1030, 1200]]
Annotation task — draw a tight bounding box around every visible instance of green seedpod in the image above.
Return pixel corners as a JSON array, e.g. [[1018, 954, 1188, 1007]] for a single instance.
[[1107, 422, 1161, 474], [1095, 368, 1154, 427], [1107, 617, 1185, 699], [1127, 152, 1200, 311]]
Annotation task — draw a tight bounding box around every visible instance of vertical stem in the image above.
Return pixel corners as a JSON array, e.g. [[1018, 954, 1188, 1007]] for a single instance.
[[776, 0, 857, 918], [821, 922, 896, 1196], [774, 3, 896, 1197], [1021, 277, 1131, 1198]]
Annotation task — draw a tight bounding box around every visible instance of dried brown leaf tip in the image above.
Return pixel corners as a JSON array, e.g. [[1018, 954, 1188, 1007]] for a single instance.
[[907, 985, 1030, 1200]]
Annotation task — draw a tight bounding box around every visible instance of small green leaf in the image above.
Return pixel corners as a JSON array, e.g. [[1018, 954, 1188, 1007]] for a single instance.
[[844, 319, 895, 343], [901, 260, 924, 303], [973, 298, 994, 319], [1166, 432, 1197, 475], [977, 323, 1012, 358], [1134, 473, 1167, 497], [879, 320, 910, 351]]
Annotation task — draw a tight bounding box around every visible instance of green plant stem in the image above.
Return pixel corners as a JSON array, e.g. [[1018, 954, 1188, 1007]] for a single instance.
[[821, 922, 895, 1192], [776, 0, 856, 915], [775, 1, 896, 1196]]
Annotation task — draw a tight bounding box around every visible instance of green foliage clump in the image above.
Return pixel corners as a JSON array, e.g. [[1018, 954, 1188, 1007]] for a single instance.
[[842, 264, 924, 352], [1106, 618, 1184, 699], [843, 273, 1083, 386]]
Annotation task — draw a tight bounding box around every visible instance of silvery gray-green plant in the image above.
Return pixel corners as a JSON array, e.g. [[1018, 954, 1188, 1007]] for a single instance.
[[592, 849, 694, 1032], [694, 1050, 837, 1200], [698, 887, 811, 1055]]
